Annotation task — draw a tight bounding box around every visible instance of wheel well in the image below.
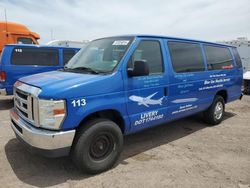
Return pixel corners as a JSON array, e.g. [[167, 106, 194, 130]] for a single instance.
[[79, 110, 125, 133], [216, 90, 228, 103]]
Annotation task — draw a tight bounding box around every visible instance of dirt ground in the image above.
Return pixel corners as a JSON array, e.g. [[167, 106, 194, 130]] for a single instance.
[[0, 95, 249, 188]]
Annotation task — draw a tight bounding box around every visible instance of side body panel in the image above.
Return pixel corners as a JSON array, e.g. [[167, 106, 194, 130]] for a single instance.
[[164, 40, 242, 122], [120, 37, 242, 134]]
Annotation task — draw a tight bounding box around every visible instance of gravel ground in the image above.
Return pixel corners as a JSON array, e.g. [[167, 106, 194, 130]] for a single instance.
[[0, 95, 249, 188]]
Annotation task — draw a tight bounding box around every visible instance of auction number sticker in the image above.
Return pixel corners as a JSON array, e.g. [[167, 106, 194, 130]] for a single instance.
[[112, 40, 129, 45]]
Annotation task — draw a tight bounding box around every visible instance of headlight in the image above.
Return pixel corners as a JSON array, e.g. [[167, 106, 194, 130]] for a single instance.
[[38, 99, 66, 130]]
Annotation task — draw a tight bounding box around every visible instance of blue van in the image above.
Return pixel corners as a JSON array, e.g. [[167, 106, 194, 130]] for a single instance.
[[0, 44, 79, 95], [10, 35, 243, 174]]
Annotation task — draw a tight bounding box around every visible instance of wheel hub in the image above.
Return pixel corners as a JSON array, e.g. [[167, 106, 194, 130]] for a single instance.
[[214, 101, 223, 120], [89, 133, 114, 161]]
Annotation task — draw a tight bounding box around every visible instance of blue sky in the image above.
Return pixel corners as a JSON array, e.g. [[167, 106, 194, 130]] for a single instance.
[[0, 0, 249, 44]]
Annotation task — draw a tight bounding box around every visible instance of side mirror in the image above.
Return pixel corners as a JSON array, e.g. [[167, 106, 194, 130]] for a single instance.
[[127, 60, 149, 77]]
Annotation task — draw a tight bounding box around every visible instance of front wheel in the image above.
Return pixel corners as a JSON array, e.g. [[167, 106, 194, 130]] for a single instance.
[[71, 119, 123, 174], [203, 95, 225, 125]]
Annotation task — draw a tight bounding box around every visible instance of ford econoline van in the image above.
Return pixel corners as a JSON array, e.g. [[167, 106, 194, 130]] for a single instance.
[[10, 35, 243, 174], [0, 44, 79, 95]]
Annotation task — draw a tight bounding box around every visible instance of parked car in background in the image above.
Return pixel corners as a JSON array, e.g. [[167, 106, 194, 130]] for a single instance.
[[0, 21, 40, 54], [0, 44, 79, 95]]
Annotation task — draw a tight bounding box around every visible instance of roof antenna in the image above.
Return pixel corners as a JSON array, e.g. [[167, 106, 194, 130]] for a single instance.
[[4, 8, 8, 36]]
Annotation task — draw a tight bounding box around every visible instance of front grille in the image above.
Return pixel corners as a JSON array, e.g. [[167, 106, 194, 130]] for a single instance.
[[13, 82, 41, 128], [14, 88, 35, 125]]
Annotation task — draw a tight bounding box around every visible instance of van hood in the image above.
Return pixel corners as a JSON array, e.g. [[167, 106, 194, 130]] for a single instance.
[[19, 70, 123, 99]]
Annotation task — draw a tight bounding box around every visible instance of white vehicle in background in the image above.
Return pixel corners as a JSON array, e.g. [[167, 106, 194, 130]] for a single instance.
[[47, 40, 89, 49], [220, 37, 250, 94]]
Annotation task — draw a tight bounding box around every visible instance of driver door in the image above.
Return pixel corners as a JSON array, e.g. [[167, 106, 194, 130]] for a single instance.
[[124, 38, 169, 133]]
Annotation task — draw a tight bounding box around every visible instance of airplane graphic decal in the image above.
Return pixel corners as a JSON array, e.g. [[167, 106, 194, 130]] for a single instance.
[[129, 92, 164, 107]]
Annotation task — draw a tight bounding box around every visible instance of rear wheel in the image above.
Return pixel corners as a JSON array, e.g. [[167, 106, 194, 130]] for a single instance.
[[243, 80, 250, 95], [71, 119, 123, 174], [203, 95, 225, 125]]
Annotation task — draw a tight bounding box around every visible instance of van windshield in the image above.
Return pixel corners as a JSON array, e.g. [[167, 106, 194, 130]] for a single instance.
[[65, 37, 133, 74]]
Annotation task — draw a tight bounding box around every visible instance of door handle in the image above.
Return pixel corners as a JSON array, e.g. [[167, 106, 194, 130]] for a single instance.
[[164, 87, 168, 96]]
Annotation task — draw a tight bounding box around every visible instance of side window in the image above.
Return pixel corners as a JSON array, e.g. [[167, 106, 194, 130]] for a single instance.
[[232, 48, 242, 68], [11, 48, 59, 66], [168, 41, 205, 73], [130, 40, 163, 74], [17, 38, 35, 44], [204, 45, 233, 70], [63, 49, 76, 65]]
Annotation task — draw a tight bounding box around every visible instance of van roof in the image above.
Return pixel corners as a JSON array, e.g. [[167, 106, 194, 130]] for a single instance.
[[104, 34, 236, 48], [5, 44, 80, 50]]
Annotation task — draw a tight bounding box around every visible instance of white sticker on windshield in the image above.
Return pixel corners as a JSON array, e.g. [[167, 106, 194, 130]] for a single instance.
[[112, 40, 130, 46]]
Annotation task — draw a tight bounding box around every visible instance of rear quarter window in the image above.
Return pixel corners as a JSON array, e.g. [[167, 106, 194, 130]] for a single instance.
[[204, 45, 233, 70], [232, 48, 242, 68], [11, 48, 59, 66]]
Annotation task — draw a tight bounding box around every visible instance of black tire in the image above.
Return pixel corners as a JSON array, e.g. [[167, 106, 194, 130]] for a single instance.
[[71, 118, 123, 174], [243, 80, 250, 95], [203, 95, 225, 126]]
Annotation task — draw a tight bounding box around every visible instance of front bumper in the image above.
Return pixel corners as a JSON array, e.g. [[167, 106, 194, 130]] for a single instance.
[[0, 88, 7, 95], [10, 108, 76, 158]]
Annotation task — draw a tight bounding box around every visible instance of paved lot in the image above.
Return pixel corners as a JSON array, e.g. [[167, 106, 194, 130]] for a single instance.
[[0, 95, 249, 188]]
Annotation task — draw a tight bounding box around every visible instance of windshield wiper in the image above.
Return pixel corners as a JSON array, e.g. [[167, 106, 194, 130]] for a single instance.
[[63, 66, 106, 74], [73, 67, 101, 74]]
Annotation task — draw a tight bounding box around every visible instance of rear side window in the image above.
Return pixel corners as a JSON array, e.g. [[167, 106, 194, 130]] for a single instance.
[[204, 45, 233, 70], [168, 41, 205, 73], [11, 48, 59, 66], [130, 40, 163, 74], [63, 49, 76, 65], [232, 48, 242, 68]]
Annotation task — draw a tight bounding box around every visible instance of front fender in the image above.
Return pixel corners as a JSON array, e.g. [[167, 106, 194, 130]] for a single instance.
[[61, 91, 130, 133]]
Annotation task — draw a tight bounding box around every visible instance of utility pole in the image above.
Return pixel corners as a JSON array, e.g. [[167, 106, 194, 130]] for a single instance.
[[0, 6, 8, 34]]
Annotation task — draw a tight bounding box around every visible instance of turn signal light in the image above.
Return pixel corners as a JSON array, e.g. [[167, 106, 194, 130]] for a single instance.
[[53, 108, 65, 115]]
